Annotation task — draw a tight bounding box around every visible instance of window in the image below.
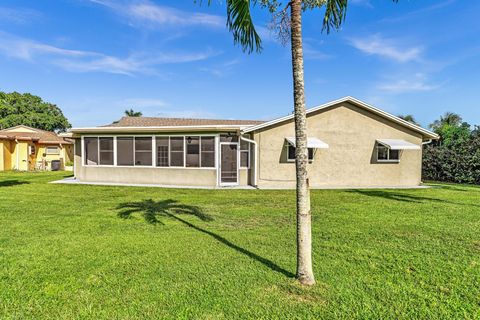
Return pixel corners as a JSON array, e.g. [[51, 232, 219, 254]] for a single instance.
[[85, 135, 216, 168], [240, 139, 249, 168], [29, 145, 36, 155], [220, 134, 238, 143], [287, 144, 314, 162], [134, 137, 152, 166], [156, 137, 169, 167], [377, 144, 400, 162], [170, 137, 184, 167], [186, 136, 200, 167], [201, 136, 215, 168], [117, 137, 134, 166], [46, 146, 60, 155], [99, 137, 114, 165], [84, 138, 98, 165]]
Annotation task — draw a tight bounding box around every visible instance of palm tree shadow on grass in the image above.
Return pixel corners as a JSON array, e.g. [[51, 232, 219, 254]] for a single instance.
[[0, 180, 30, 187], [348, 190, 480, 207], [116, 199, 295, 278]]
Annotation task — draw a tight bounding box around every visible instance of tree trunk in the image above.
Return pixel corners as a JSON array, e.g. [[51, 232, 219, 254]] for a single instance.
[[290, 0, 315, 286]]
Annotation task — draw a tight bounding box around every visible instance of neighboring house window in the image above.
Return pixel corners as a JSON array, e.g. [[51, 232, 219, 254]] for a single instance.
[[287, 144, 314, 162], [99, 138, 114, 165], [46, 146, 60, 155], [29, 145, 36, 155], [200, 136, 215, 168], [186, 136, 200, 167], [134, 137, 152, 166], [117, 137, 134, 166], [156, 137, 169, 167], [170, 137, 185, 167], [240, 139, 249, 168], [84, 138, 98, 165], [377, 144, 400, 162]]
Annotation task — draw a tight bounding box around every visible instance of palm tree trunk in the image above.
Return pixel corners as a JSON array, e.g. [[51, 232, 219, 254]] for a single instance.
[[290, 0, 315, 286]]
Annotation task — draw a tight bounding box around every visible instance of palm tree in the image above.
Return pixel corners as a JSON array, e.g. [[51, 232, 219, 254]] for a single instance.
[[398, 114, 421, 126], [124, 109, 143, 117], [430, 112, 463, 132], [208, 0, 399, 286]]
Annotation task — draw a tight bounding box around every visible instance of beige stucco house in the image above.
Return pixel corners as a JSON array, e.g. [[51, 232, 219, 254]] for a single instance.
[[0, 125, 73, 171], [69, 97, 438, 188]]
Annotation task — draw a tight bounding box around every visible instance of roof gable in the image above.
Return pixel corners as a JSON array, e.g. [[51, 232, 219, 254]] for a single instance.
[[1, 125, 39, 133], [0, 125, 72, 144], [242, 96, 439, 140]]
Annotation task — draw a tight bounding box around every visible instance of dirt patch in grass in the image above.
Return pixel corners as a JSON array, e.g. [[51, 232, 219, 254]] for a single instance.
[[473, 241, 480, 251]]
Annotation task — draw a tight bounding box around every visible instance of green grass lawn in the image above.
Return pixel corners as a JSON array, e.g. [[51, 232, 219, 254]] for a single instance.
[[0, 172, 479, 319]]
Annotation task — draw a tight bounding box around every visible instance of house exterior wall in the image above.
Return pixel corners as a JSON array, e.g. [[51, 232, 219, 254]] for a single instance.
[[37, 144, 70, 170], [253, 102, 424, 188], [2, 141, 13, 170], [0, 141, 4, 171], [12, 141, 29, 171]]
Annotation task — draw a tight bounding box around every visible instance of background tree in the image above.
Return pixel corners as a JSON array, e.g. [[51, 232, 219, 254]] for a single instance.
[[124, 109, 143, 117], [206, 0, 399, 286], [429, 112, 463, 132], [423, 113, 478, 185], [0, 91, 71, 132], [429, 112, 471, 146], [398, 114, 420, 126]]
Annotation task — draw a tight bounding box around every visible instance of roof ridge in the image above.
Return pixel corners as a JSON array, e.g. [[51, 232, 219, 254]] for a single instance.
[[119, 116, 263, 122]]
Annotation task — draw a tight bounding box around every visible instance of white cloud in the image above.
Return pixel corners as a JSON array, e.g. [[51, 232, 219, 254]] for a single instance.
[[90, 0, 224, 29], [199, 59, 241, 77], [303, 43, 331, 60], [349, 34, 422, 63], [0, 31, 219, 75], [0, 6, 41, 24], [378, 73, 440, 93]]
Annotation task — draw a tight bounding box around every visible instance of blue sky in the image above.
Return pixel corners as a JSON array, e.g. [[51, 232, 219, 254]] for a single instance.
[[0, 0, 479, 128]]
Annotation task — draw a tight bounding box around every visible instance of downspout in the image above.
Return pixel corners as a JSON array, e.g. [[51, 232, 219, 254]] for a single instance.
[[240, 135, 258, 187], [15, 139, 19, 170], [73, 140, 76, 179], [422, 139, 433, 145]]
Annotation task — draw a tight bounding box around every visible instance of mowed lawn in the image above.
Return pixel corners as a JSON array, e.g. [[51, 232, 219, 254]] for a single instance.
[[0, 172, 479, 319]]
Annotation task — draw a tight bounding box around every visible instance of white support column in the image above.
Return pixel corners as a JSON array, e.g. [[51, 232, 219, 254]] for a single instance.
[[113, 136, 117, 166]]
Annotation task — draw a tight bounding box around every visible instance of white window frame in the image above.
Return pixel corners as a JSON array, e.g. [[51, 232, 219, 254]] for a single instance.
[[239, 140, 250, 169], [376, 143, 401, 163], [219, 141, 239, 186], [45, 146, 60, 155], [98, 137, 115, 166], [286, 143, 315, 163]]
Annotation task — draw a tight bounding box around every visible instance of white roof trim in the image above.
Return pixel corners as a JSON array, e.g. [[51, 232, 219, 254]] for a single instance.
[[242, 96, 439, 140], [377, 139, 421, 150], [286, 137, 329, 149]]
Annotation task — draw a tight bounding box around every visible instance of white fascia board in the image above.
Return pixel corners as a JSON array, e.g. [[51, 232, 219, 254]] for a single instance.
[[242, 96, 439, 140], [69, 125, 251, 134]]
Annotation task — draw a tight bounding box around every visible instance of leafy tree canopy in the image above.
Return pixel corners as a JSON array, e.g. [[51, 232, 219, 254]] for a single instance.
[[423, 113, 478, 185], [429, 112, 471, 146], [0, 91, 71, 132]]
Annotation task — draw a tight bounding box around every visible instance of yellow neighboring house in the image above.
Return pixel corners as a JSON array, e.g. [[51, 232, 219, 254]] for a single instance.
[[0, 125, 73, 171]]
